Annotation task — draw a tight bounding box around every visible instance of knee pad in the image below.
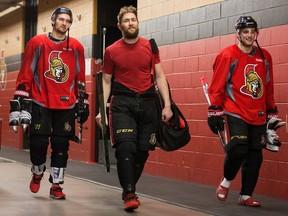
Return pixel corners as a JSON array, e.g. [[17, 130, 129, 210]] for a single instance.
[[50, 136, 69, 167], [227, 138, 249, 160], [115, 141, 137, 161], [29, 135, 49, 165]]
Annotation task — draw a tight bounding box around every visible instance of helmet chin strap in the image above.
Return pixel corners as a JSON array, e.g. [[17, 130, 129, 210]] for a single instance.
[[237, 35, 242, 43], [237, 33, 245, 45], [251, 32, 266, 60], [66, 28, 70, 51], [255, 39, 265, 60]]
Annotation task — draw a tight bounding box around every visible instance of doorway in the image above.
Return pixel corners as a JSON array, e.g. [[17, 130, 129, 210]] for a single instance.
[[95, 0, 137, 164]]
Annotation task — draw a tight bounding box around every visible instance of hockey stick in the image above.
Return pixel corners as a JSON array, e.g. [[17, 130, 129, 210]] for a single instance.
[[77, 81, 87, 144], [96, 59, 110, 173], [70, 81, 88, 144], [200, 76, 227, 149]]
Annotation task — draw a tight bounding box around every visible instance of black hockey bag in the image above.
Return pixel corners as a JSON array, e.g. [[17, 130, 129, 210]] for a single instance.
[[155, 84, 191, 151]]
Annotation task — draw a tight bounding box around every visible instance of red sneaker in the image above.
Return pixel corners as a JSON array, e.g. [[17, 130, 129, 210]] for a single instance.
[[239, 197, 261, 207], [29, 173, 43, 193], [136, 197, 140, 206], [216, 184, 229, 201], [49, 184, 66, 200], [124, 193, 140, 211]]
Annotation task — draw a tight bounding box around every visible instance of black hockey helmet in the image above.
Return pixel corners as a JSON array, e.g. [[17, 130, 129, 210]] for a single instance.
[[50, 7, 73, 23], [235, 16, 258, 32], [50, 7, 73, 51]]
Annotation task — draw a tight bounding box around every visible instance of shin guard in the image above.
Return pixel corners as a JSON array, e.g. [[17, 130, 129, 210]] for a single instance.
[[49, 167, 65, 184], [31, 164, 46, 175]]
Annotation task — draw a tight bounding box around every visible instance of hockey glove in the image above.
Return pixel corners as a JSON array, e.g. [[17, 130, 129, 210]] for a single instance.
[[9, 99, 21, 128], [266, 106, 278, 120], [265, 117, 285, 152], [19, 98, 32, 127], [208, 105, 224, 134], [75, 93, 90, 124], [9, 84, 31, 132]]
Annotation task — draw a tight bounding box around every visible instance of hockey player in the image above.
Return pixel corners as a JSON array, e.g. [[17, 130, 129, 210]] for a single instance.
[[95, 5, 172, 211], [207, 16, 279, 207], [9, 7, 89, 199]]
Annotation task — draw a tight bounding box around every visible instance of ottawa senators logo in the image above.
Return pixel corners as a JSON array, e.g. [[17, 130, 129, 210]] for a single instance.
[[149, 133, 157, 145], [240, 64, 263, 99], [64, 122, 72, 132], [44, 51, 69, 83]]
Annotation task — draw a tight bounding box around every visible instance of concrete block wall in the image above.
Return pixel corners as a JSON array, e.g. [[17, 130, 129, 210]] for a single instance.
[[138, 0, 224, 21], [37, 0, 95, 40], [0, 9, 23, 57], [1, 0, 95, 72], [0, 71, 23, 149], [139, 0, 288, 46]]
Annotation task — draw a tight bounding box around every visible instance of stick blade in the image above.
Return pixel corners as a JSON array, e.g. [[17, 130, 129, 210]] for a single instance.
[[200, 76, 208, 86]]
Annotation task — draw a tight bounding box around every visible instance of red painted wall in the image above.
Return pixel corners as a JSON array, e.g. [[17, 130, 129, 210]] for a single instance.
[[144, 24, 288, 200], [0, 71, 24, 149]]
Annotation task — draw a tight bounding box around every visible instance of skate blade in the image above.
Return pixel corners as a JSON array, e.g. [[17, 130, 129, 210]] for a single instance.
[[266, 145, 279, 152], [22, 124, 28, 132], [11, 126, 18, 133]]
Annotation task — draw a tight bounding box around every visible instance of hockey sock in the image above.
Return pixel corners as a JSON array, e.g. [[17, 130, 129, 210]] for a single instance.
[[220, 178, 231, 188], [240, 195, 250, 201]]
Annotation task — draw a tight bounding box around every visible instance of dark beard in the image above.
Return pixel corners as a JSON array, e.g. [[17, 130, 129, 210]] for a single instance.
[[123, 28, 139, 39], [54, 28, 68, 36]]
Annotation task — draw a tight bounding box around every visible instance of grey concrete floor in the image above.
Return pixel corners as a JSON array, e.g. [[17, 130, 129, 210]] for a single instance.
[[0, 160, 209, 216], [0, 147, 288, 216]]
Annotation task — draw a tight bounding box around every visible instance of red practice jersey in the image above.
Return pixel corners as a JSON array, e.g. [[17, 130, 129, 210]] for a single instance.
[[15, 33, 85, 109], [103, 37, 160, 93], [209, 44, 276, 125]]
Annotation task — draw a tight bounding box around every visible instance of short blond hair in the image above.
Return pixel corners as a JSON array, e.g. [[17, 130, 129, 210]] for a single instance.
[[117, 5, 138, 23]]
